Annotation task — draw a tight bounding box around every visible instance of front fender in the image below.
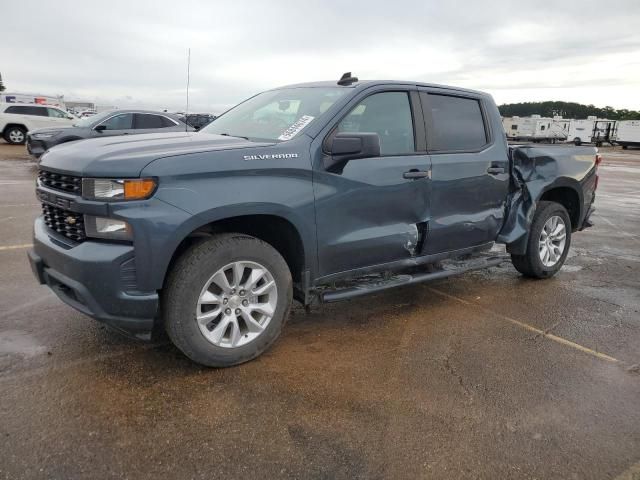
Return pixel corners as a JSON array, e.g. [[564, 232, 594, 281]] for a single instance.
[[140, 149, 317, 289]]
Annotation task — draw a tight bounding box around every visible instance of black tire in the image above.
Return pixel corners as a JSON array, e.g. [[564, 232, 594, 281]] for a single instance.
[[4, 126, 27, 145], [622, 145, 628, 150], [511, 201, 571, 279], [573, 137, 581, 146], [163, 233, 292, 367]]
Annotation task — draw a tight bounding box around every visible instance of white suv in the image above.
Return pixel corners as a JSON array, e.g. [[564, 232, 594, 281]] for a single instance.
[[0, 104, 75, 145]]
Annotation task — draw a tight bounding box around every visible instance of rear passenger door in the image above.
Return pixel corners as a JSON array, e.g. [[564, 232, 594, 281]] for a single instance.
[[133, 113, 180, 134], [419, 89, 510, 254]]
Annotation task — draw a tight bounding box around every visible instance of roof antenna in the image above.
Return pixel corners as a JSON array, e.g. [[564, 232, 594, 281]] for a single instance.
[[185, 47, 191, 132], [337, 72, 358, 86]]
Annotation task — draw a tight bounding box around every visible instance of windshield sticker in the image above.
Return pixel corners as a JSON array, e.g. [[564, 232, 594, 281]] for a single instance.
[[277, 115, 315, 141]]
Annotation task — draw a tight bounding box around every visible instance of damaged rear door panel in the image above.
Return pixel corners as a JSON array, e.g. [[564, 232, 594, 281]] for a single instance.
[[418, 88, 511, 254]]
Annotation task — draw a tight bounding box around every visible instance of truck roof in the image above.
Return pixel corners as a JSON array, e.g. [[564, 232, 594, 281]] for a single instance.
[[275, 80, 487, 97]]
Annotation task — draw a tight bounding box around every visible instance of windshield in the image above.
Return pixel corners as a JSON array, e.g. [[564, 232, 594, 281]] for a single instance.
[[202, 87, 348, 142], [72, 111, 112, 127]]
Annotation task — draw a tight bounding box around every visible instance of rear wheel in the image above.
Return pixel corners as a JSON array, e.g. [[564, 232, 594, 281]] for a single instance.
[[163, 233, 292, 367], [4, 126, 27, 145], [511, 201, 571, 279], [573, 137, 581, 146]]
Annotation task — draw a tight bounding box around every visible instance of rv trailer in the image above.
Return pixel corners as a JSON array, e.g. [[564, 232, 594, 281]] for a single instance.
[[567, 116, 615, 146], [613, 120, 640, 149], [502, 115, 568, 143]]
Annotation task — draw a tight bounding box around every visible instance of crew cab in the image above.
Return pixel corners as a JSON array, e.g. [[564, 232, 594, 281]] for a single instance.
[[28, 73, 599, 367], [1, 104, 75, 145]]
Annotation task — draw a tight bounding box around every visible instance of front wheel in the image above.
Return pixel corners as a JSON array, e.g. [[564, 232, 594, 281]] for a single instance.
[[573, 137, 582, 146], [163, 233, 292, 367], [511, 201, 571, 279]]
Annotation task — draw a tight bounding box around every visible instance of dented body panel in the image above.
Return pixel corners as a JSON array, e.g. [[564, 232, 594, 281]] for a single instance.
[[498, 145, 597, 254]]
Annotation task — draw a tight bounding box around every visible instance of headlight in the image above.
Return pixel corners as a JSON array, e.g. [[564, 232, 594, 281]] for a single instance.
[[84, 215, 132, 240], [32, 131, 61, 139], [82, 178, 157, 201]]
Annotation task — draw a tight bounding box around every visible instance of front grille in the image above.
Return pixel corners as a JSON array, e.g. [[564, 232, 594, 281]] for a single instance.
[[42, 204, 86, 242], [38, 169, 82, 194]]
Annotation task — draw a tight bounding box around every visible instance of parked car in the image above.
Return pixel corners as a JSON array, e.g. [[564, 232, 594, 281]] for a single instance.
[[29, 74, 599, 367], [26, 109, 193, 159], [179, 113, 217, 130], [0, 104, 75, 145]]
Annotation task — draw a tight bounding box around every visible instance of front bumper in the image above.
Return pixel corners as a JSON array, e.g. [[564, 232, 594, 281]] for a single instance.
[[26, 137, 49, 159], [28, 217, 158, 339]]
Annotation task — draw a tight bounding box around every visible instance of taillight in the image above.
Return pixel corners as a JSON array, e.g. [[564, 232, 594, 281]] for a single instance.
[[594, 154, 601, 190], [595, 154, 602, 166]]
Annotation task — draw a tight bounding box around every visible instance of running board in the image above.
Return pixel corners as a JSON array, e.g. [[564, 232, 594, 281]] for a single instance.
[[321, 256, 508, 303]]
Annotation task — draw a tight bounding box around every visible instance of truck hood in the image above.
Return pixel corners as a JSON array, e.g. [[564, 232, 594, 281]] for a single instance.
[[38, 132, 272, 177]]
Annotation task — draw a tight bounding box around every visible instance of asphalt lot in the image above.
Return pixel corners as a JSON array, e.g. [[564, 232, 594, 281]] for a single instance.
[[0, 141, 638, 479]]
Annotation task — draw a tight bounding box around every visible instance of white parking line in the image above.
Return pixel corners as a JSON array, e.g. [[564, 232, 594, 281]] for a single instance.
[[426, 286, 620, 363], [0, 203, 39, 208], [0, 244, 33, 251]]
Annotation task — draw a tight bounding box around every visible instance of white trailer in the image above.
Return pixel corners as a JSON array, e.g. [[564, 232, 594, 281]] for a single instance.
[[568, 117, 596, 145], [613, 120, 640, 149], [502, 115, 567, 142], [0, 92, 65, 108], [567, 116, 616, 146]]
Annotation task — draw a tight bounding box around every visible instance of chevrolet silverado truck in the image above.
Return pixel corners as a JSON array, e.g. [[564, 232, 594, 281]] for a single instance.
[[28, 73, 599, 367]]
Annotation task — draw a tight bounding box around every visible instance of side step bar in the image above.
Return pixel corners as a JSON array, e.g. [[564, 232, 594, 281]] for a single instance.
[[321, 256, 507, 303]]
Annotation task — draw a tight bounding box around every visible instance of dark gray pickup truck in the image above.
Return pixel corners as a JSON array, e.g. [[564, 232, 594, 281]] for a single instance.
[[28, 73, 599, 367]]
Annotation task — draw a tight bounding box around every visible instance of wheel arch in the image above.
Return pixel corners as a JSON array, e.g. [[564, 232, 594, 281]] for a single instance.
[[158, 208, 311, 301], [538, 184, 582, 230], [3, 123, 28, 135]]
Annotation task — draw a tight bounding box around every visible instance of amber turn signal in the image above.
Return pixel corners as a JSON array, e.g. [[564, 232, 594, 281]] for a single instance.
[[124, 179, 157, 200]]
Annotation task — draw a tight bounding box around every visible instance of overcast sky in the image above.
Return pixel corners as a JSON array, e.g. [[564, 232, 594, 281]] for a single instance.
[[2, 0, 639, 114]]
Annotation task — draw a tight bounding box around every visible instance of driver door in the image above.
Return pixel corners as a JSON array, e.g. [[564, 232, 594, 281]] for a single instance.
[[312, 87, 432, 278]]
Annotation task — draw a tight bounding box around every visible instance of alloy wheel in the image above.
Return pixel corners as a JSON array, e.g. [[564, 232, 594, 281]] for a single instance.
[[196, 261, 277, 348], [538, 215, 567, 267]]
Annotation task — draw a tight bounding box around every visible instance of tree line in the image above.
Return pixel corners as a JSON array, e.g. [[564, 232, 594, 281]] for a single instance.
[[498, 101, 640, 120]]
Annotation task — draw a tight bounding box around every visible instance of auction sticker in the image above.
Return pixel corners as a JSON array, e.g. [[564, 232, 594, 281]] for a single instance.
[[278, 115, 315, 141]]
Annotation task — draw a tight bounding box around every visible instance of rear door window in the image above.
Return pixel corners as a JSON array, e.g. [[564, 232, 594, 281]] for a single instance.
[[424, 94, 488, 151], [134, 114, 166, 129]]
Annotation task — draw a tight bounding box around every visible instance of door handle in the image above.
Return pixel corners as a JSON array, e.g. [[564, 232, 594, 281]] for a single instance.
[[487, 166, 505, 175], [403, 170, 430, 180]]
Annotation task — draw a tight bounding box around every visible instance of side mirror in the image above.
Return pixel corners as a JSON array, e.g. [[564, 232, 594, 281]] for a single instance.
[[324, 132, 381, 170], [94, 125, 106, 132]]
